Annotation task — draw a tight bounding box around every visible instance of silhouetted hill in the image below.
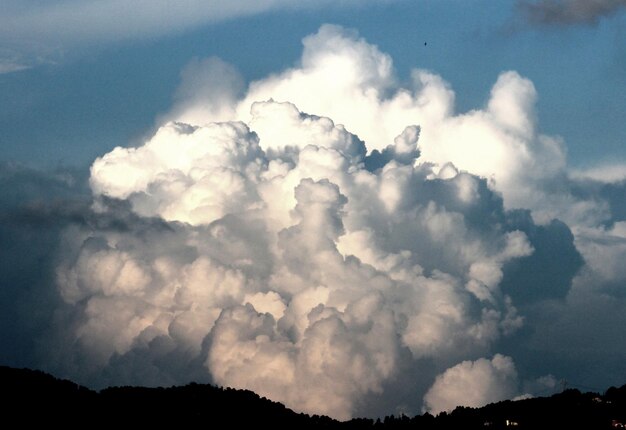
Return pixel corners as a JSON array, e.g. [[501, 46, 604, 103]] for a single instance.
[[0, 366, 336, 428], [1, 366, 625, 428]]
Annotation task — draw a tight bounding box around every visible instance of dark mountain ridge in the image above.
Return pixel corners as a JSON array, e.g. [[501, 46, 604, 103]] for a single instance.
[[1, 365, 624, 429]]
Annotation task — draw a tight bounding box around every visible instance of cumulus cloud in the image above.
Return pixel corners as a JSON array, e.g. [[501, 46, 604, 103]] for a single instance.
[[54, 24, 626, 419], [78, 92, 538, 417], [169, 24, 603, 227], [4, 24, 626, 420], [67, 24, 567, 415], [423, 355, 520, 414], [517, 0, 626, 26]]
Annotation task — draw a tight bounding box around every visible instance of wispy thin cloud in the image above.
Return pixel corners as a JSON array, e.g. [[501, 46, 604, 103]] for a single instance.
[[0, 1, 387, 48], [0, 61, 31, 75], [0, 0, 388, 72]]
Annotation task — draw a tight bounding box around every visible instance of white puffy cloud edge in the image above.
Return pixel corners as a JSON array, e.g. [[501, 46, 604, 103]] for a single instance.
[[51, 25, 626, 419]]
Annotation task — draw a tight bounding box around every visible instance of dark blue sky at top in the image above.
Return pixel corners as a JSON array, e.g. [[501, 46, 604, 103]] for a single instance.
[[0, 0, 624, 168]]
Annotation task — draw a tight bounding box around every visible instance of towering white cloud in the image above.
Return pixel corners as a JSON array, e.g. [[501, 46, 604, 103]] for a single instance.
[[170, 24, 595, 226], [47, 24, 626, 419], [78, 94, 533, 418]]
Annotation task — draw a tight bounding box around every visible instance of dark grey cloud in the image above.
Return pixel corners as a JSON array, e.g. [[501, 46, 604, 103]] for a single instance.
[[0, 163, 197, 385], [517, 0, 626, 26], [501, 212, 583, 306], [0, 163, 88, 370], [504, 292, 626, 391], [574, 179, 626, 228]]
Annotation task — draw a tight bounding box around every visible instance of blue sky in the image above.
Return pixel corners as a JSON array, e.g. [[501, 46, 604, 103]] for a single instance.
[[2, 0, 626, 420], [1, 0, 624, 167]]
